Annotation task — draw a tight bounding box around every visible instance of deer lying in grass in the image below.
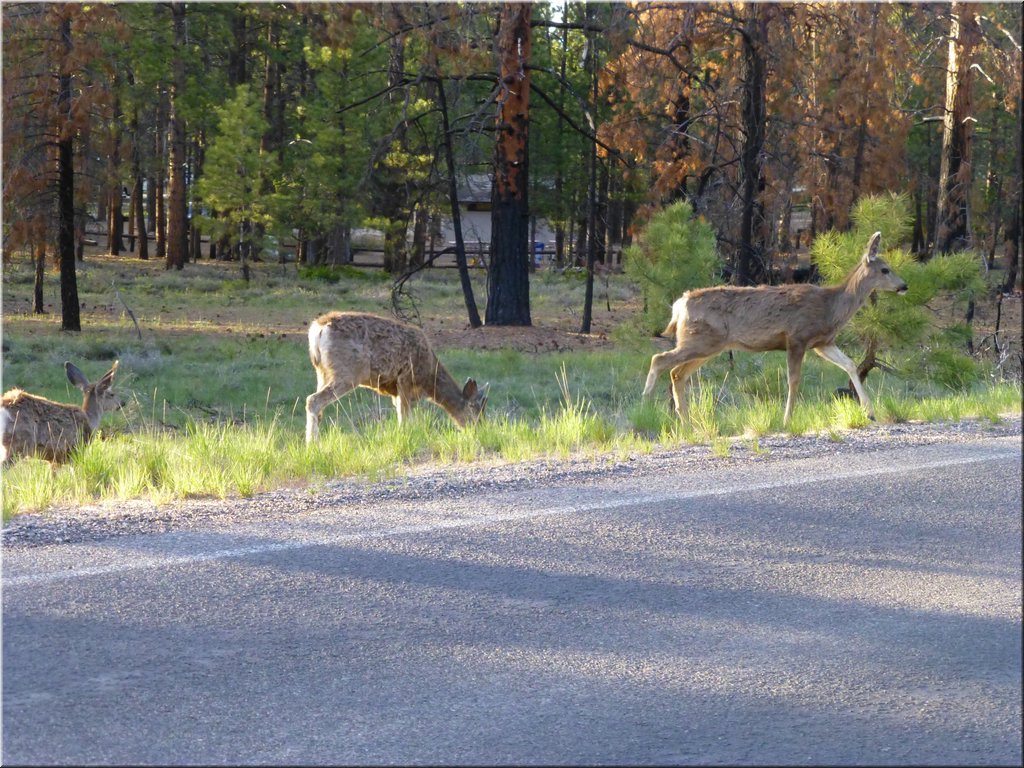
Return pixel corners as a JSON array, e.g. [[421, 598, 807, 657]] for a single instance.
[[305, 311, 488, 443], [643, 231, 908, 427], [1, 361, 122, 464]]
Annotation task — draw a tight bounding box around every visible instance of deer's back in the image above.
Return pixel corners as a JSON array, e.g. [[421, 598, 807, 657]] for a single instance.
[[682, 283, 840, 350], [311, 312, 437, 391], [1, 389, 90, 461]]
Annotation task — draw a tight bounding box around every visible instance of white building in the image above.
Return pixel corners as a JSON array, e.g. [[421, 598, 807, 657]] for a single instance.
[[437, 174, 557, 260]]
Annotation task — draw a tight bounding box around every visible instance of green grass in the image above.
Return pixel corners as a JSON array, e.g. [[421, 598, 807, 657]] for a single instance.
[[2, 252, 1020, 518]]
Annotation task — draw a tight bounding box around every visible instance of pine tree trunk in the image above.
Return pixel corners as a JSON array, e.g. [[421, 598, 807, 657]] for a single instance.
[[935, 2, 980, 254], [410, 205, 427, 269], [58, 16, 80, 332], [33, 244, 45, 314], [554, 16, 568, 270], [128, 182, 137, 252], [108, 186, 123, 255], [736, 3, 770, 286], [581, 2, 598, 335], [75, 216, 85, 261], [166, 2, 187, 270], [155, 178, 166, 259], [154, 90, 167, 260], [984, 102, 1005, 269], [108, 88, 124, 255], [146, 175, 156, 234], [1003, 88, 1022, 293], [133, 172, 148, 260], [379, 15, 410, 276], [486, 2, 532, 326], [436, 77, 481, 328], [190, 136, 204, 261], [912, 186, 925, 255]]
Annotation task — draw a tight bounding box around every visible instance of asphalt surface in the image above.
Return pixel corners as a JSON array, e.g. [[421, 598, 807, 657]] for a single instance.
[[2, 436, 1022, 766]]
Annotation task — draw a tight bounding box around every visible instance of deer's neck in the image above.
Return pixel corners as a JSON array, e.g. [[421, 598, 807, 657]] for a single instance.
[[423, 359, 469, 424], [828, 263, 873, 328], [81, 389, 103, 432]]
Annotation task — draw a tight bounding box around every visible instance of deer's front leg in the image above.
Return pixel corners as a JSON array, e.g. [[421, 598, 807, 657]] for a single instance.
[[814, 344, 874, 420], [393, 377, 414, 426], [783, 344, 806, 427]]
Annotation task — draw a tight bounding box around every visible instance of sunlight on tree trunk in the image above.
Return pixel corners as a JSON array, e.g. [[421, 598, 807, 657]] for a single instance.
[[935, 2, 981, 255], [487, 2, 533, 327]]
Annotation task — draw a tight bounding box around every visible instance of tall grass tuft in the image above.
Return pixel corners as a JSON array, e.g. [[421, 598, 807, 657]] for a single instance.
[[829, 395, 873, 430]]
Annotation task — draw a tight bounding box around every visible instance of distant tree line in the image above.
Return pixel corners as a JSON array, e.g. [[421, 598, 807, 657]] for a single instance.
[[2, 2, 1020, 331]]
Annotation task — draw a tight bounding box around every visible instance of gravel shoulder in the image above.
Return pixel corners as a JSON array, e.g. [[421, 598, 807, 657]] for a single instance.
[[3, 415, 1020, 550]]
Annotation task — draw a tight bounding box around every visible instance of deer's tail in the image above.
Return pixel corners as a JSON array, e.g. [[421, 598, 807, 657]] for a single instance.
[[659, 295, 689, 339], [307, 320, 325, 368], [0, 407, 11, 464]]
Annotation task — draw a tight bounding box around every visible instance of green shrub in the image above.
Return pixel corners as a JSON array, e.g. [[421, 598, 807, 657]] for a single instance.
[[922, 348, 982, 392], [811, 193, 986, 392], [623, 201, 721, 334]]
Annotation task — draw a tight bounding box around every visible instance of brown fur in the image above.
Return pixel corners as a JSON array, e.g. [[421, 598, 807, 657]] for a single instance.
[[644, 232, 908, 427], [305, 312, 487, 443], [1, 361, 121, 464]]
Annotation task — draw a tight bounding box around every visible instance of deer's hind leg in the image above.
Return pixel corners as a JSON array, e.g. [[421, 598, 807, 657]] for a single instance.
[[644, 346, 700, 399], [306, 374, 355, 444], [643, 341, 712, 423], [669, 357, 710, 426]]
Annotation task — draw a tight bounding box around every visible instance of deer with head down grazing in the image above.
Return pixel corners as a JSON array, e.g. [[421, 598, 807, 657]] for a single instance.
[[1, 361, 122, 464], [305, 311, 488, 443], [643, 231, 908, 427]]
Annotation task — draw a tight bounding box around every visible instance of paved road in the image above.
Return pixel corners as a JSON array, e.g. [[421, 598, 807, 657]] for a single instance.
[[3, 437, 1021, 766]]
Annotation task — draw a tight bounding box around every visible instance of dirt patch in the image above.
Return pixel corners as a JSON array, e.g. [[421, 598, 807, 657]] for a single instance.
[[427, 322, 614, 353]]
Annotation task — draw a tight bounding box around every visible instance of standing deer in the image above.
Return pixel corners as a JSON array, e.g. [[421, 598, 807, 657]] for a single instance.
[[305, 311, 488, 443], [1, 361, 122, 464], [643, 231, 908, 427]]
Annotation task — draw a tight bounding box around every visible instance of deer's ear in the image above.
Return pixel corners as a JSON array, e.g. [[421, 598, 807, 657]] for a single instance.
[[864, 231, 882, 263], [97, 361, 120, 392], [462, 378, 478, 398], [65, 362, 90, 391]]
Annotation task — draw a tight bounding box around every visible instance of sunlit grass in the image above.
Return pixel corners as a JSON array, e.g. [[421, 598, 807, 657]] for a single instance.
[[3, 369, 1019, 519]]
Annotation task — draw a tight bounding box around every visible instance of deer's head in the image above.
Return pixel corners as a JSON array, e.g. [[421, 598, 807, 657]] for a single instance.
[[862, 231, 908, 296], [66, 361, 123, 428], [457, 378, 488, 426]]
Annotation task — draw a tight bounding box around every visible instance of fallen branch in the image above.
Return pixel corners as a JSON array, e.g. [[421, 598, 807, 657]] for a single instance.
[[390, 246, 457, 324], [113, 282, 142, 341]]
